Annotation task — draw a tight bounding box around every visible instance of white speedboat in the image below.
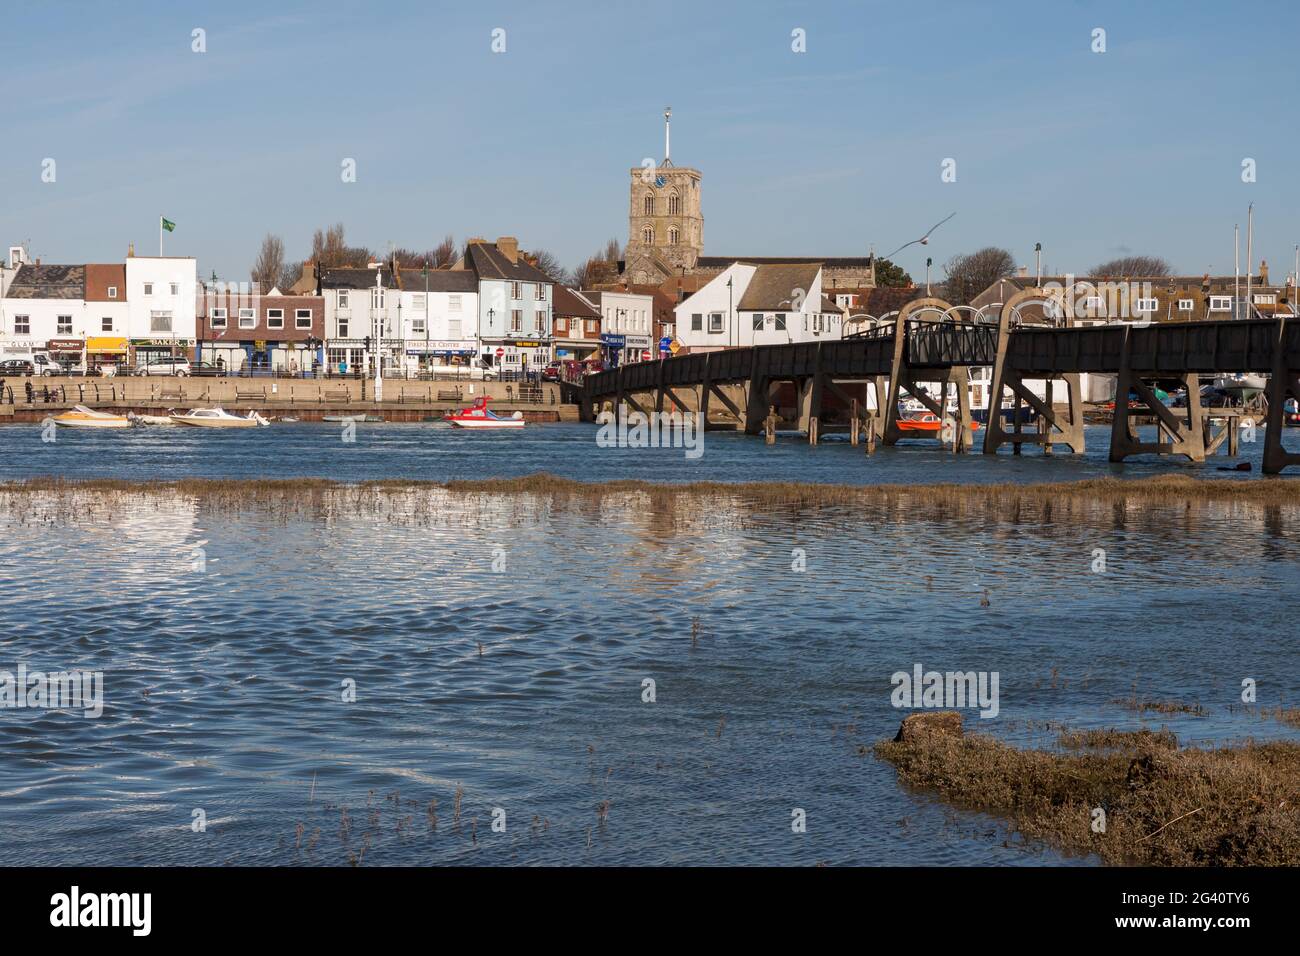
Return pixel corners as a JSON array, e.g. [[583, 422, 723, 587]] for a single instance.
[[51, 405, 133, 429], [170, 407, 269, 428]]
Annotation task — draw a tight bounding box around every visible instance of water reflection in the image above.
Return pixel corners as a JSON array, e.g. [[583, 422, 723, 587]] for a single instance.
[[0, 485, 1296, 866]]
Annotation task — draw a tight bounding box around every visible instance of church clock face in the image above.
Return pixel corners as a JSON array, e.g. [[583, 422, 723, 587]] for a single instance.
[[654, 175, 666, 188]]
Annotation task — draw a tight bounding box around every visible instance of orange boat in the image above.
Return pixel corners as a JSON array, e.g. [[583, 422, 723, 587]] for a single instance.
[[896, 413, 981, 434]]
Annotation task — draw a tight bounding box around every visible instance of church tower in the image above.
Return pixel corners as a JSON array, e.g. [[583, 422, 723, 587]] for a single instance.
[[624, 107, 703, 285]]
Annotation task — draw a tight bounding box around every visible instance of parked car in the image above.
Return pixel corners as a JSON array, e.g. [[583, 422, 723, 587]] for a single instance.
[[33, 354, 67, 376], [582, 358, 606, 375], [136, 357, 192, 376], [542, 359, 583, 382], [0, 359, 37, 376], [190, 361, 225, 377]]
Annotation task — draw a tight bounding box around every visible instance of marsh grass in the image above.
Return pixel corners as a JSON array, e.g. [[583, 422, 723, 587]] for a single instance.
[[875, 726, 1300, 865]]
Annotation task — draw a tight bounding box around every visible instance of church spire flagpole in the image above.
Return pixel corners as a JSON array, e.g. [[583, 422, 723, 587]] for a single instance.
[[664, 106, 672, 165]]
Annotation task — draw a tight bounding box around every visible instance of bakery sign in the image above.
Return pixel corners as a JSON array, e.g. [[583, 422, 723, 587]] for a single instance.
[[46, 338, 85, 353]]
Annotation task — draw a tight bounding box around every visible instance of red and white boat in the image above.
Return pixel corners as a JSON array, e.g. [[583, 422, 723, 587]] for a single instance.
[[443, 396, 526, 429]]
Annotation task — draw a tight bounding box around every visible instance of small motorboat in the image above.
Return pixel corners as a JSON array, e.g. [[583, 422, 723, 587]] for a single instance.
[[322, 414, 383, 423], [51, 405, 133, 429], [896, 413, 979, 434], [134, 413, 177, 426], [443, 396, 525, 429], [170, 407, 269, 428]]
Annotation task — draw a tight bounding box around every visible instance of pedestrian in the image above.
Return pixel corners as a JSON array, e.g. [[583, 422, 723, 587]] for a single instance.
[[25, 381, 34, 404]]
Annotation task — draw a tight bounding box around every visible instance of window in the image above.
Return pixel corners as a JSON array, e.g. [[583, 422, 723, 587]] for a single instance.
[[669, 227, 679, 244], [708, 312, 724, 333], [338, 318, 349, 337], [295, 309, 312, 329], [642, 226, 654, 243], [663, 322, 674, 336], [170, 282, 179, 296], [1135, 297, 1159, 313], [1254, 293, 1276, 305], [150, 311, 173, 333], [1209, 296, 1233, 312], [536, 284, 545, 300], [411, 316, 426, 334], [668, 193, 680, 215], [535, 310, 546, 330], [752, 314, 765, 331], [511, 282, 522, 300], [101, 317, 113, 332], [15, 315, 30, 335], [643, 194, 654, 216], [691, 313, 703, 332], [1178, 299, 1193, 312], [370, 288, 385, 310], [267, 309, 284, 329], [511, 309, 522, 332], [57, 315, 72, 335], [239, 308, 256, 329], [1082, 295, 1105, 314], [586, 319, 598, 334], [774, 313, 786, 331], [107, 286, 117, 299], [448, 295, 462, 311], [210, 308, 227, 329], [143, 283, 153, 296], [555, 317, 568, 333], [338, 290, 350, 309]]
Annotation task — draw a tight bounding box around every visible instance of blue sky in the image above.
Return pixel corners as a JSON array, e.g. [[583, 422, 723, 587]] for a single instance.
[[2, 0, 1298, 282]]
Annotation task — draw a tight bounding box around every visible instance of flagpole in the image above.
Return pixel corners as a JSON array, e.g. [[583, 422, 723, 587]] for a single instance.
[[159, 215, 163, 257]]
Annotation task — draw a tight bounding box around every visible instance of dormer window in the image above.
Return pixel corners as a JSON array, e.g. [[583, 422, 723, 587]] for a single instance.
[[107, 286, 117, 299]]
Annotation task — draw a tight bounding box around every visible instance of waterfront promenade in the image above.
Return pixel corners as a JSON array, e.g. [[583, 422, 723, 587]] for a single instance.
[[0, 375, 574, 423]]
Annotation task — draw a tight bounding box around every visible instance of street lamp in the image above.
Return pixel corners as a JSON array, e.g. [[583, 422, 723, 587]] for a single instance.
[[925, 258, 932, 296]]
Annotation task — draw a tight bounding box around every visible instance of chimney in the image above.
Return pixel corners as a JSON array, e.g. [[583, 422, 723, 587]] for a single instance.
[[497, 236, 519, 263], [1017, 265, 1029, 277], [1260, 259, 1269, 284], [128, 242, 135, 258]]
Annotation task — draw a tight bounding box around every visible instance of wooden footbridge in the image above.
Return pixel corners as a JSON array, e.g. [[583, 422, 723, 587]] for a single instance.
[[581, 290, 1300, 474]]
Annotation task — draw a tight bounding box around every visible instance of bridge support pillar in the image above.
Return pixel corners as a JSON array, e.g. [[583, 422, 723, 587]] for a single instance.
[[1263, 317, 1300, 474], [1109, 369, 1206, 463]]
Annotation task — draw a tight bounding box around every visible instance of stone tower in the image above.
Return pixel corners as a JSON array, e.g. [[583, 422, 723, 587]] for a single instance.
[[624, 107, 703, 285]]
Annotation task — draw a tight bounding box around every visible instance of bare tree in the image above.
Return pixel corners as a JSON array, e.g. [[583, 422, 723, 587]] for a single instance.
[[526, 248, 570, 285], [432, 235, 457, 268], [573, 238, 623, 288], [311, 223, 373, 269], [251, 234, 285, 292], [1090, 255, 1172, 277], [943, 247, 1016, 305], [279, 260, 308, 291]]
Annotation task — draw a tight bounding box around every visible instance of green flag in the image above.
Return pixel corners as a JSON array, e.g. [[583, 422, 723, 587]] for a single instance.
[[161, 217, 176, 233]]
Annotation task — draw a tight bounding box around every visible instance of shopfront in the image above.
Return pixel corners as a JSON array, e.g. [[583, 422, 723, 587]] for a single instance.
[[46, 338, 85, 372], [131, 338, 192, 369], [406, 340, 479, 375], [599, 333, 626, 368], [85, 336, 129, 373]]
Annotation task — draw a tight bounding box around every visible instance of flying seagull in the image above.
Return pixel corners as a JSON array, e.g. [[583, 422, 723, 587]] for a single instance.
[[881, 212, 957, 260]]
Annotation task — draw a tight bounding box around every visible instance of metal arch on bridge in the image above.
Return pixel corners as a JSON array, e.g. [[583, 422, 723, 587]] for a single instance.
[[581, 303, 1300, 474]]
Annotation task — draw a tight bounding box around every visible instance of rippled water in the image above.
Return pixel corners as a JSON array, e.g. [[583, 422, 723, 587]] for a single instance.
[[1, 478, 1297, 866], [1, 420, 1298, 484]]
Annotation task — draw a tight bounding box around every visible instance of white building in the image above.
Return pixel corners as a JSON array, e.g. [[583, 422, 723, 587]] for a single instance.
[[392, 265, 479, 374], [123, 254, 198, 367], [320, 263, 404, 375], [675, 261, 845, 352], [458, 238, 553, 375], [0, 259, 87, 368], [581, 289, 655, 366]]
